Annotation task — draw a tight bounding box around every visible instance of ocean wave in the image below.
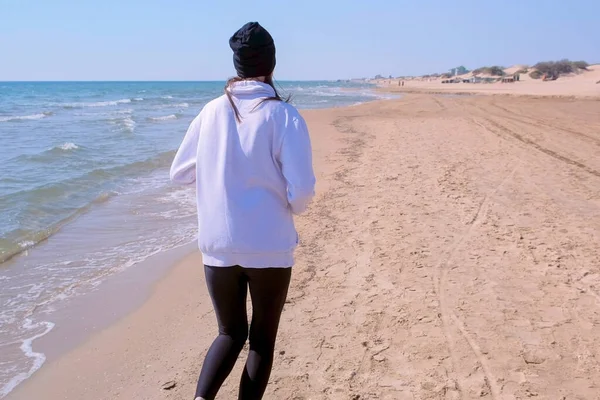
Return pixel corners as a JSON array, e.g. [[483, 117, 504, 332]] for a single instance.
[[9, 143, 82, 164], [61, 99, 132, 109], [54, 142, 79, 151], [0, 319, 55, 398], [153, 101, 190, 110], [114, 109, 134, 115], [122, 117, 136, 132], [148, 114, 178, 122], [132, 98, 144, 101], [311, 90, 342, 97], [92, 151, 176, 178], [0, 112, 53, 123], [157, 187, 196, 207], [18, 241, 36, 250], [107, 114, 136, 133], [0, 191, 117, 264], [161, 95, 173, 99], [0, 150, 176, 264]]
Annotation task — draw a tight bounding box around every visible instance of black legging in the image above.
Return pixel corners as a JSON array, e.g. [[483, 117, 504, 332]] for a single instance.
[[195, 265, 291, 400]]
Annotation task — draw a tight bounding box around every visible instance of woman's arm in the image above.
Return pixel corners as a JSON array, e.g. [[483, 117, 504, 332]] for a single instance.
[[278, 111, 316, 215], [170, 114, 202, 185]]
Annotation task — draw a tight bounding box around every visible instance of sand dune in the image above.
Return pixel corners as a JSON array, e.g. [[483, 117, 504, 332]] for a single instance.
[[384, 65, 600, 98], [503, 65, 528, 75]]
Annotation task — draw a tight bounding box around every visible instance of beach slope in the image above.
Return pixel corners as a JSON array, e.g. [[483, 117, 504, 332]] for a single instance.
[[9, 94, 600, 399]]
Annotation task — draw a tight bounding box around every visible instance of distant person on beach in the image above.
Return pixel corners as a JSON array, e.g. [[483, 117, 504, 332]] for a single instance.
[[170, 22, 316, 400]]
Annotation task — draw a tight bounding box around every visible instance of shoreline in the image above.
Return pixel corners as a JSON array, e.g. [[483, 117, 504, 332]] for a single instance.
[[1, 243, 196, 398], [0, 82, 392, 398], [0, 82, 383, 265], [7, 93, 600, 399], [2, 104, 348, 399]]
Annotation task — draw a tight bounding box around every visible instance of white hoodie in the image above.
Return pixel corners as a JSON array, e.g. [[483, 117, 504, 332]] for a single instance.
[[170, 81, 316, 268]]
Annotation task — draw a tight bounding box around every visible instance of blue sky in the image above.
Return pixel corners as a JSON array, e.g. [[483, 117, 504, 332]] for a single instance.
[[1, 0, 599, 81]]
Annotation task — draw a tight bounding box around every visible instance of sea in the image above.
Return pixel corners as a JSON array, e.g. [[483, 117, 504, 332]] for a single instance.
[[0, 81, 394, 397]]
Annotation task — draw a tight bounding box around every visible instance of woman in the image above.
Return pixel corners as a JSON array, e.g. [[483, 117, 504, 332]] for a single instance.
[[170, 22, 316, 400]]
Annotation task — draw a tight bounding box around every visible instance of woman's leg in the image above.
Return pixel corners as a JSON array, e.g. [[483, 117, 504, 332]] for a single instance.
[[195, 265, 249, 400], [238, 267, 292, 399]]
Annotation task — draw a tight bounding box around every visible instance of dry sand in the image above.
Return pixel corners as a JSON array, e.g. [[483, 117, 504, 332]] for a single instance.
[[388, 65, 600, 98], [9, 93, 600, 400]]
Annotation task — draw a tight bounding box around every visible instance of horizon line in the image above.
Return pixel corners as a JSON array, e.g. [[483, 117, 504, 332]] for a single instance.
[[0, 79, 367, 83]]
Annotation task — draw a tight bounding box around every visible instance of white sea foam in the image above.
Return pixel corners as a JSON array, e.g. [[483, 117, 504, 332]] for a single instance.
[[108, 99, 132, 105], [0, 319, 55, 398], [109, 115, 136, 132], [122, 117, 136, 132], [133, 98, 144, 101], [312, 90, 341, 97], [149, 114, 178, 121], [174, 103, 189, 108], [62, 99, 131, 108], [56, 142, 79, 151], [161, 95, 173, 99], [115, 109, 134, 115], [18, 241, 36, 249], [0, 112, 52, 122], [157, 187, 196, 207]]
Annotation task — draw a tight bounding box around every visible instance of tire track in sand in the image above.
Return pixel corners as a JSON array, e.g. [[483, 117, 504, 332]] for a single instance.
[[472, 117, 600, 179], [434, 165, 518, 400], [432, 97, 447, 111], [487, 100, 600, 146]]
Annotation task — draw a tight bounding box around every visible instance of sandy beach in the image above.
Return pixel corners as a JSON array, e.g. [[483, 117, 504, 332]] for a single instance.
[[8, 91, 600, 399], [382, 64, 600, 99]]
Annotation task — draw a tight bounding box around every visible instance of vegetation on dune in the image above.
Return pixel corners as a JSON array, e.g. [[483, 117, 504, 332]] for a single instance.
[[529, 70, 543, 80], [420, 60, 591, 81], [572, 60, 590, 70], [532, 59, 589, 79], [472, 66, 505, 76]]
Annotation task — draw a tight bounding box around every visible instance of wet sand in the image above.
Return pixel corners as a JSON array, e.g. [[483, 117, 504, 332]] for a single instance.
[[9, 94, 600, 399]]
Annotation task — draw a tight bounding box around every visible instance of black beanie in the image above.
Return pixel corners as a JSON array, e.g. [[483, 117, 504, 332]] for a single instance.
[[229, 22, 276, 78]]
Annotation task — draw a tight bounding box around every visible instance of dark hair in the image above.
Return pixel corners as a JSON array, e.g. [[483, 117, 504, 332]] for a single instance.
[[224, 75, 290, 122]]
